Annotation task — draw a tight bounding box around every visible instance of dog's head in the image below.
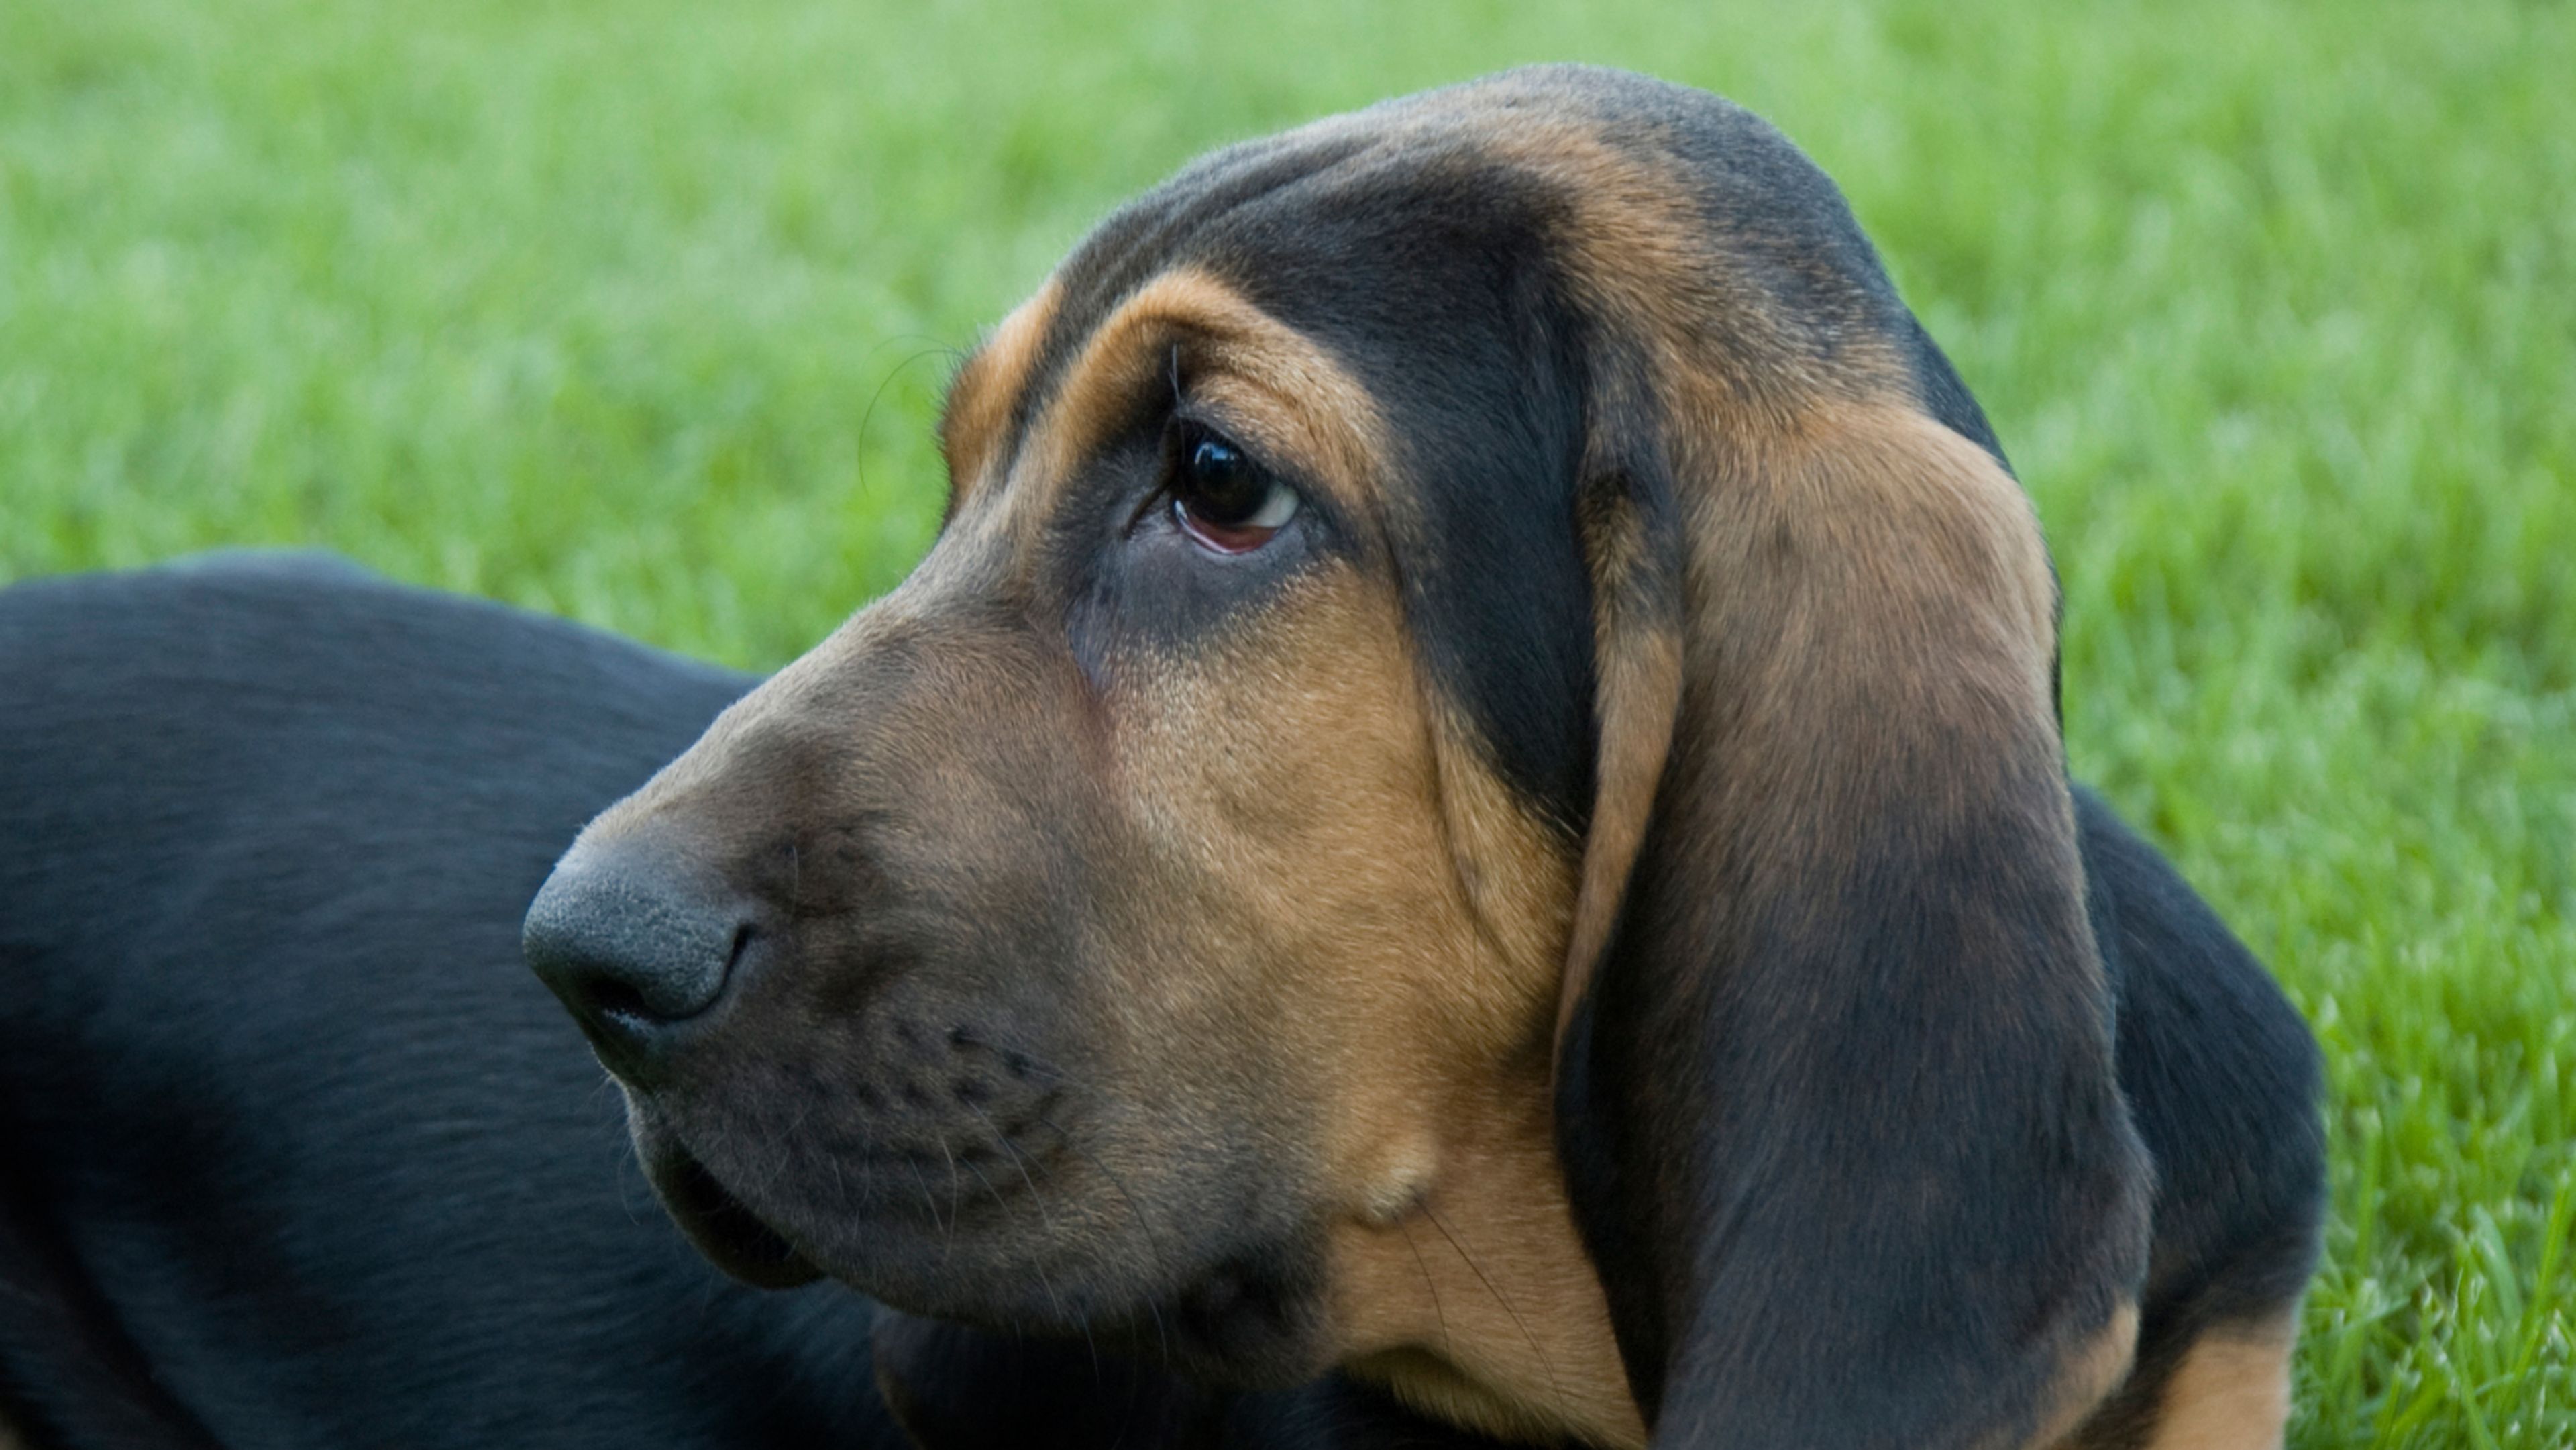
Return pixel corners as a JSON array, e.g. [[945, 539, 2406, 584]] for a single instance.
[[527, 66, 2148, 1449]]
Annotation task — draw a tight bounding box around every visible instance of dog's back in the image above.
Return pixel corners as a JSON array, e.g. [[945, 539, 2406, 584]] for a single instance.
[[0, 556, 901, 1448]]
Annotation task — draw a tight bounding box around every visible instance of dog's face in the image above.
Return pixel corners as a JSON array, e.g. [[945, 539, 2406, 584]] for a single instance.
[[535, 79, 1622, 1431], [620, 264, 1575, 1332], [531, 66, 2151, 1450]]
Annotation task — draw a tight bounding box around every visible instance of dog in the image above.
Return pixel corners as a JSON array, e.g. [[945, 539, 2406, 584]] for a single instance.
[[3, 66, 2322, 1450], [521, 66, 2327, 1449], [0, 552, 1511, 1449]]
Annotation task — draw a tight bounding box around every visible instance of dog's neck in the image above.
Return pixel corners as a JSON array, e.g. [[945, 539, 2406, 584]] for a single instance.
[[1328, 1065, 1647, 1449]]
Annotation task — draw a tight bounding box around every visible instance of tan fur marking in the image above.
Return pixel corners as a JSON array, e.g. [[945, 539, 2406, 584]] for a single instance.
[[1018, 268, 1385, 517], [2023, 1304, 2141, 1448], [1554, 478, 1683, 1056], [1491, 113, 1916, 420], [1743, 400, 2061, 701], [1330, 1082, 1648, 1449], [938, 276, 1061, 507], [2135, 1316, 2296, 1450]]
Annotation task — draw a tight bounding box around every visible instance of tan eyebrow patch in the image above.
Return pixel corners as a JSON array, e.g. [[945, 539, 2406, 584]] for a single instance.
[[1016, 268, 1389, 518], [939, 276, 1062, 511]]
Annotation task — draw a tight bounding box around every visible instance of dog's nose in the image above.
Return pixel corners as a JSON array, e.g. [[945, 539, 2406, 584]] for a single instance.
[[524, 843, 753, 1079]]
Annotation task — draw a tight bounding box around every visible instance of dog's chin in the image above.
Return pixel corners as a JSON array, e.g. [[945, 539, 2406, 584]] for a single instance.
[[629, 1110, 824, 1290], [626, 1104, 1336, 1388]]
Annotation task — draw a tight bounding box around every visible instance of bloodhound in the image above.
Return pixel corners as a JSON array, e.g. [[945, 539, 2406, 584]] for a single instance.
[[525, 66, 2327, 1450]]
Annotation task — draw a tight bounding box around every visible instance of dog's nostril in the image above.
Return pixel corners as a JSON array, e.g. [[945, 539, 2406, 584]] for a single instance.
[[523, 843, 757, 1068], [582, 975, 656, 1027]]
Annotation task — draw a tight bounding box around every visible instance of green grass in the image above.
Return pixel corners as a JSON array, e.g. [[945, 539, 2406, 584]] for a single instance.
[[3, 0, 2568, 1442]]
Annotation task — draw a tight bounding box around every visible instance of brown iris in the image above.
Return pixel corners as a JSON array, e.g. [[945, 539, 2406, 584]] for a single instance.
[[1171, 433, 1299, 553]]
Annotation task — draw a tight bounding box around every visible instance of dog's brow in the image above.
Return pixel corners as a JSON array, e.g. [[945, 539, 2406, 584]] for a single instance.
[[941, 278, 1063, 514], [1011, 268, 1390, 515]]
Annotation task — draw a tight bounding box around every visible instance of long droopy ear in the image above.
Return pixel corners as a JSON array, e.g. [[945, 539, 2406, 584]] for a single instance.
[[1552, 384, 2153, 1447]]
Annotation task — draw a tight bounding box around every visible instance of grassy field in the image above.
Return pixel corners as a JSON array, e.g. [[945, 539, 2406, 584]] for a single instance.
[[3, 0, 2569, 1442]]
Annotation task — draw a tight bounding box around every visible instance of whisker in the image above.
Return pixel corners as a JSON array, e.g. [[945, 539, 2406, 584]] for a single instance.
[[1397, 1215, 1456, 1361], [902, 1154, 949, 1240], [958, 1148, 1083, 1369], [936, 1033, 1177, 1374], [970, 1104, 1108, 1392], [936, 1136, 965, 1233], [1034, 1108, 1175, 1374], [854, 338, 968, 502], [1422, 1202, 1572, 1429]]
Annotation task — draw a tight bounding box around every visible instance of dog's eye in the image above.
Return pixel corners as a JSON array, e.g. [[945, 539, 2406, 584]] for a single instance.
[[1169, 433, 1298, 554]]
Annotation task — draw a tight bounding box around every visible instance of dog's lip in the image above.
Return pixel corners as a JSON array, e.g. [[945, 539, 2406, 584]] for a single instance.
[[632, 1110, 824, 1290]]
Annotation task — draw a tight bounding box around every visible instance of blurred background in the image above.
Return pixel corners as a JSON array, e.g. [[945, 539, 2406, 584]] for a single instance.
[[3, 0, 2567, 1442]]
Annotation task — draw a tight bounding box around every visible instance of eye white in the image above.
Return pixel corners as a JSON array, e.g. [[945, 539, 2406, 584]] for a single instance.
[[1242, 481, 1301, 529]]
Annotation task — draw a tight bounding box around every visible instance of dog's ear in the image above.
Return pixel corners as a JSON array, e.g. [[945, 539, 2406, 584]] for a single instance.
[[1550, 384, 2153, 1446]]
